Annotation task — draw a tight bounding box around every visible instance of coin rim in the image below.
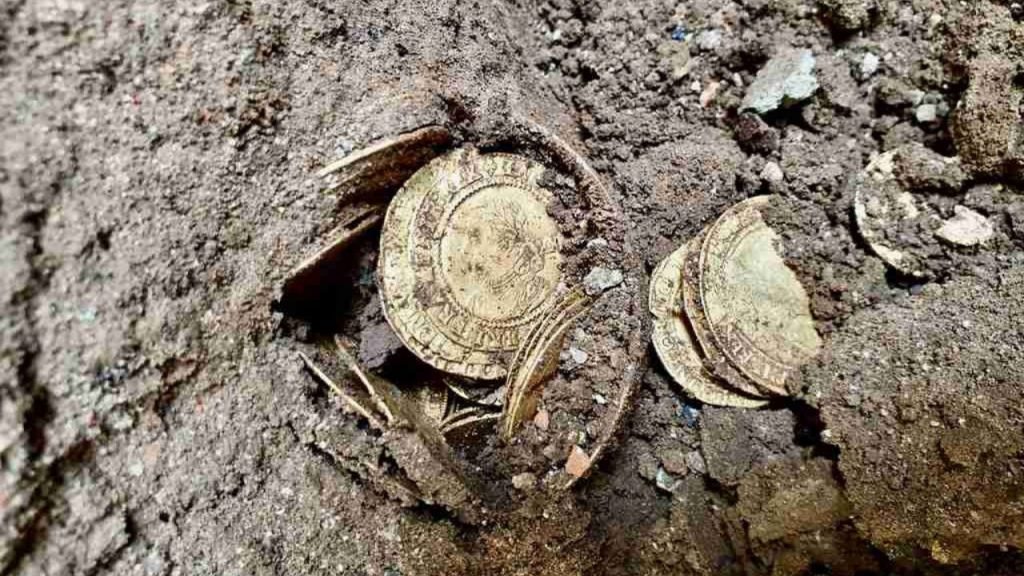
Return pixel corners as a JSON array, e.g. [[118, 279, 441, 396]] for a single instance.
[[698, 195, 820, 395], [650, 242, 768, 409], [681, 232, 772, 399], [852, 151, 929, 278]]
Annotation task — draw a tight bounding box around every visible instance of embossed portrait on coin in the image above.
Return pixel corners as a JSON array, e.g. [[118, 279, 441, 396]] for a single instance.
[[440, 184, 561, 324]]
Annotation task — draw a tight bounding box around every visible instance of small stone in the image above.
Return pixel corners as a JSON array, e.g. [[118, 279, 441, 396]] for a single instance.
[[655, 467, 681, 493], [533, 409, 550, 431], [915, 103, 938, 124], [699, 81, 721, 108], [584, 267, 624, 295], [565, 446, 591, 478], [760, 161, 784, 184], [876, 78, 924, 109], [569, 347, 589, 365], [695, 29, 722, 52], [512, 472, 537, 491], [733, 113, 780, 154], [935, 206, 995, 247], [143, 550, 166, 576], [678, 403, 700, 427], [542, 443, 561, 461], [741, 49, 819, 114], [359, 322, 404, 369], [685, 450, 707, 475], [592, 393, 607, 405], [951, 54, 1024, 179], [637, 451, 659, 481], [658, 449, 689, 476], [127, 460, 145, 477], [860, 52, 880, 78], [892, 143, 966, 194], [656, 40, 693, 81], [819, 0, 874, 32]]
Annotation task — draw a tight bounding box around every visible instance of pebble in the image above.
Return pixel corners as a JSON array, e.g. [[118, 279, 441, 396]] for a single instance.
[[820, 0, 873, 32], [511, 472, 537, 491], [678, 403, 700, 427], [542, 443, 561, 461], [695, 29, 722, 52], [584, 267, 624, 295], [699, 81, 721, 108], [935, 206, 995, 247], [637, 451, 659, 481], [684, 450, 707, 475], [569, 347, 589, 365], [656, 40, 693, 81], [760, 161, 784, 184], [915, 103, 938, 124], [741, 49, 819, 114], [658, 449, 689, 476], [860, 52, 880, 78], [533, 409, 550, 431], [876, 78, 924, 109], [592, 393, 607, 405], [565, 446, 591, 478], [655, 467, 681, 493]]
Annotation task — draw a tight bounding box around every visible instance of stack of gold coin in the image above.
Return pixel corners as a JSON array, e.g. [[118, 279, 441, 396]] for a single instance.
[[649, 195, 822, 408]]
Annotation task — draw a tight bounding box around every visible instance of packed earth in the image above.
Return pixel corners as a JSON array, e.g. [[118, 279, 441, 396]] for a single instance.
[[2, 0, 1023, 575]]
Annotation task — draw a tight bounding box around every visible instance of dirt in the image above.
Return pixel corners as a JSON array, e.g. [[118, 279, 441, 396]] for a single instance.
[[2, 0, 1023, 575]]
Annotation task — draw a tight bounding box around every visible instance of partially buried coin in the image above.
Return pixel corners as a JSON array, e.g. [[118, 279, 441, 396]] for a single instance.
[[699, 195, 822, 395], [649, 241, 768, 408], [852, 151, 935, 278], [378, 147, 564, 380], [680, 232, 771, 400]]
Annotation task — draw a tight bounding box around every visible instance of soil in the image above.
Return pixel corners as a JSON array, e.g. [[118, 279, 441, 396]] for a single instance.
[[2, 1, 1023, 575]]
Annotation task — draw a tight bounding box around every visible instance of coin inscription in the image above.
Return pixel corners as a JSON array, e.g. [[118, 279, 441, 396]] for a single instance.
[[700, 196, 822, 394], [439, 183, 561, 323], [682, 233, 771, 399], [379, 148, 564, 379], [649, 242, 768, 409]]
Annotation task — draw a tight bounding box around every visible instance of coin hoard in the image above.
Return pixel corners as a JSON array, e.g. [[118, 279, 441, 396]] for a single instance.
[[379, 147, 565, 380]]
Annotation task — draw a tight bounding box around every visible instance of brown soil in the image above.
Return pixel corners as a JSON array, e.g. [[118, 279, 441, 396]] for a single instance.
[[2, 1, 1023, 575]]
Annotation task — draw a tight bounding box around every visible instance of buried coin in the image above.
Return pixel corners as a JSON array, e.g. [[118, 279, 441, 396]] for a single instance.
[[649, 242, 768, 408], [318, 125, 452, 201], [682, 233, 770, 399], [378, 147, 564, 380], [700, 196, 822, 395], [852, 151, 936, 278]]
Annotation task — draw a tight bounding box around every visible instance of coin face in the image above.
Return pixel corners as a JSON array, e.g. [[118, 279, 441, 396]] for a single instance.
[[700, 196, 822, 395], [650, 242, 768, 409], [680, 234, 771, 400], [379, 148, 564, 379]]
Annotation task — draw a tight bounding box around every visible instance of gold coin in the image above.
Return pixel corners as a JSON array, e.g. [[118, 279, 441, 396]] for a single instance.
[[699, 196, 822, 395], [379, 147, 564, 380], [650, 241, 768, 409], [852, 151, 931, 278], [318, 125, 452, 199], [679, 235, 772, 401]]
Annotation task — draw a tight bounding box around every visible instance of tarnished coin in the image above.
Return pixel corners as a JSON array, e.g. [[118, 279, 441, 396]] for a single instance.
[[649, 242, 768, 409], [318, 125, 452, 201], [680, 234, 771, 400], [700, 196, 822, 395], [379, 147, 564, 380], [853, 151, 934, 277]]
